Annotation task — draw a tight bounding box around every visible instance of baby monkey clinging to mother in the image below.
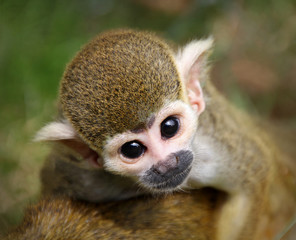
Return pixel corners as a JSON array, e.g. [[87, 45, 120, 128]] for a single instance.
[[36, 29, 296, 240]]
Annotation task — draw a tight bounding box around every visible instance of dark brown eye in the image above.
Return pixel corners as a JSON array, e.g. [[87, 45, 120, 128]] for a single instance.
[[161, 116, 180, 139], [120, 141, 146, 159]]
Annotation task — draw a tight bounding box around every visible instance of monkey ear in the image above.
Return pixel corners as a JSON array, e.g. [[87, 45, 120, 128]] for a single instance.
[[35, 121, 77, 142], [175, 37, 213, 114], [35, 122, 103, 168]]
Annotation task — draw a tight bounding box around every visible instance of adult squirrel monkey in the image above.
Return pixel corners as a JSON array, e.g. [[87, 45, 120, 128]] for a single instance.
[[35, 29, 296, 240], [3, 190, 226, 240]]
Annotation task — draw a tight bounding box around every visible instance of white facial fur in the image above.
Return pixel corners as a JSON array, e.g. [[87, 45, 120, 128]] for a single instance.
[[103, 100, 198, 177]]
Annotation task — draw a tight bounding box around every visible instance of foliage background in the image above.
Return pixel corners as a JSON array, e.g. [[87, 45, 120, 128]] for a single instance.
[[0, 0, 295, 234]]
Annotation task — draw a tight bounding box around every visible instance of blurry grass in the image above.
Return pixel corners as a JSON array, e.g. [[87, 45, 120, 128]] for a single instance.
[[0, 0, 92, 232], [0, 0, 295, 235]]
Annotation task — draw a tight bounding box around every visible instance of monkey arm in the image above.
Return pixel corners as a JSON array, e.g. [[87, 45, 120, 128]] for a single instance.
[[40, 146, 145, 202]]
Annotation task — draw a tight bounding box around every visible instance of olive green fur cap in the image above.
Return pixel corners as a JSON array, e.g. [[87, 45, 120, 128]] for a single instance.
[[60, 29, 184, 152]]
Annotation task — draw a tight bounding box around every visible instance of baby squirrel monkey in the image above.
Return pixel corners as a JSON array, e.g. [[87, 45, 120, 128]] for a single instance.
[[36, 29, 296, 240]]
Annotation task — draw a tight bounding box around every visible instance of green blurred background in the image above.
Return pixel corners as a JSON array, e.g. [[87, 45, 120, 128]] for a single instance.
[[0, 0, 295, 234]]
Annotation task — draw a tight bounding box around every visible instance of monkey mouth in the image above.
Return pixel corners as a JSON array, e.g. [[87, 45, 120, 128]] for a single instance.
[[140, 150, 193, 192], [143, 166, 192, 192]]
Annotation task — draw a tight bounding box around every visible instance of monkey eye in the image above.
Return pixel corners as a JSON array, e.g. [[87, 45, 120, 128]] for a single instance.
[[120, 141, 146, 160], [161, 116, 180, 139]]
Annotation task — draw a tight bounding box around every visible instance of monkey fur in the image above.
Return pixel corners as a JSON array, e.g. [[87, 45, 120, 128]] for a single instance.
[[35, 29, 296, 240], [4, 183, 296, 240], [3, 189, 227, 240]]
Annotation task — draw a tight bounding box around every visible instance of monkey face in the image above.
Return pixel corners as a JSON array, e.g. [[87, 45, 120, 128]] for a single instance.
[[103, 100, 198, 192], [36, 29, 211, 196]]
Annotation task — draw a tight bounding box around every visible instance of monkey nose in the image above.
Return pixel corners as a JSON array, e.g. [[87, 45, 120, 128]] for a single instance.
[[154, 165, 168, 174], [153, 155, 178, 174]]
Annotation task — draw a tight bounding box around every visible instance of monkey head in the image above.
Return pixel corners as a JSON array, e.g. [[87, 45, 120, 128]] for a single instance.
[[36, 29, 213, 193]]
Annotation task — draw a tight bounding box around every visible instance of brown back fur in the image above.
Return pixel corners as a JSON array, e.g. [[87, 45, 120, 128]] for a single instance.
[[4, 189, 226, 240]]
